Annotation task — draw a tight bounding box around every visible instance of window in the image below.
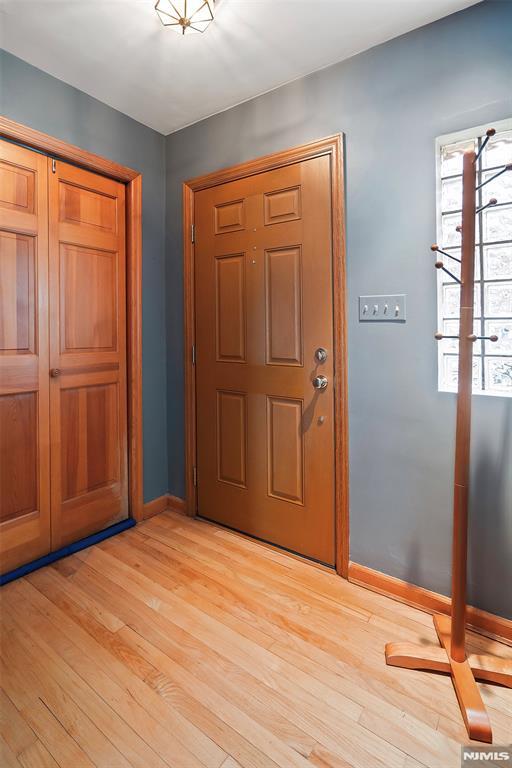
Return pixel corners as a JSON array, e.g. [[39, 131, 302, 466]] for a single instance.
[[436, 121, 512, 396]]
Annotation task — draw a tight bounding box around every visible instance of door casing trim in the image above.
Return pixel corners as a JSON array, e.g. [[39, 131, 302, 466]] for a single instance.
[[183, 134, 349, 577], [0, 116, 144, 522]]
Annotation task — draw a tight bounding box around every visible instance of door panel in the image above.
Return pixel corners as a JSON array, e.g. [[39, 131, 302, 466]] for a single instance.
[[0, 141, 50, 573], [0, 231, 35, 354], [215, 254, 246, 362], [60, 381, 119, 500], [49, 160, 128, 549], [265, 245, 303, 365], [214, 199, 245, 234], [216, 390, 247, 488], [267, 396, 304, 504], [195, 155, 335, 564], [58, 181, 118, 233], [263, 186, 301, 225], [0, 158, 36, 214], [0, 392, 38, 522]]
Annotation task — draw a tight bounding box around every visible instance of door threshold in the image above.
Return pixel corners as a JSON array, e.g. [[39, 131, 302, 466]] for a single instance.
[[196, 515, 336, 573]]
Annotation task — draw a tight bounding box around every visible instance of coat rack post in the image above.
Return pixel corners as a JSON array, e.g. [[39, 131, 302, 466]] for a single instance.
[[451, 149, 476, 663], [384, 131, 512, 744]]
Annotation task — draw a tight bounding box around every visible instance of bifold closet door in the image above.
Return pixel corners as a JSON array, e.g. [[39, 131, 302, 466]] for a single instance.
[[48, 159, 128, 549], [0, 141, 51, 573]]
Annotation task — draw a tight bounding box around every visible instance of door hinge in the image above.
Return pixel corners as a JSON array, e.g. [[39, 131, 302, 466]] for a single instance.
[[193, 466, 197, 487], [191, 223, 195, 243], [192, 344, 196, 365], [51, 158, 56, 174]]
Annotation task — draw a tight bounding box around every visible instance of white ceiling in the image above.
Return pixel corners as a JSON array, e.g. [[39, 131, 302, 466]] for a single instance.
[[1, 0, 479, 135]]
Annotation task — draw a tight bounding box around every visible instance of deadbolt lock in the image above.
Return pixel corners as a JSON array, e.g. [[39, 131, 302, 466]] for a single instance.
[[315, 347, 328, 363]]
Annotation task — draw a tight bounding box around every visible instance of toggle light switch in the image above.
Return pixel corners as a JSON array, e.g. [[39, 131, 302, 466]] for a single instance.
[[359, 294, 406, 322]]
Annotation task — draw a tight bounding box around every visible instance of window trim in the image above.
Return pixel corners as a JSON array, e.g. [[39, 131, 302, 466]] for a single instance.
[[436, 117, 512, 398]]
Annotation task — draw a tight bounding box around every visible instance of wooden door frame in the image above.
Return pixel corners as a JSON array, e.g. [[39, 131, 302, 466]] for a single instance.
[[0, 116, 144, 522], [183, 134, 349, 577]]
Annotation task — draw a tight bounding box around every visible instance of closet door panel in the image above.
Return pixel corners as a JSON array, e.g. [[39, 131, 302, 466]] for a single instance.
[[49, 160, 128, 549], [0, 142, 50, 574]]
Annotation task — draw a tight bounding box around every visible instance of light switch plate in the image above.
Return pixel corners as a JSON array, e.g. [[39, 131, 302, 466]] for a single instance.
[[359, 294, 406, 322]]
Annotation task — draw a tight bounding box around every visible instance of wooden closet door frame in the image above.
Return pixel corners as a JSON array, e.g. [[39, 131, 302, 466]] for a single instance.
[[183, 135, 349, 577], [0, 117, 144, 523]]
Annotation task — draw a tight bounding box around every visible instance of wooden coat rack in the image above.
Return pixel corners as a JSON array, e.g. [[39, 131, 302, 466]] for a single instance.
[[385, 129, 512, 743]]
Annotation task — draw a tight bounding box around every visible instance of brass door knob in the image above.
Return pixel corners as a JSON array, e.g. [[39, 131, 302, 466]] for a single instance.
[[312, 375, 328, 390]]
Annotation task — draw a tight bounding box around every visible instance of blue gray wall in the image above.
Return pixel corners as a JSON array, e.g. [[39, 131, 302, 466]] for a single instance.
[[165, 0, 512, 618], [0, 50, 168, 503]]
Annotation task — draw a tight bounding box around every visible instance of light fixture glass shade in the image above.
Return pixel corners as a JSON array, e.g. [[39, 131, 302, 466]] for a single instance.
[[155, 0, 214, 35]]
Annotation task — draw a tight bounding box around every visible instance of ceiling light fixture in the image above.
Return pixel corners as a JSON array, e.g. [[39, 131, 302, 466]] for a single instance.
[[155, 0, 215, 35]]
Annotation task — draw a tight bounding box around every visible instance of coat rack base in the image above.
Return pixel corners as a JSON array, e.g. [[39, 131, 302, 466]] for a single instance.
[[385, 614, 512, 743]]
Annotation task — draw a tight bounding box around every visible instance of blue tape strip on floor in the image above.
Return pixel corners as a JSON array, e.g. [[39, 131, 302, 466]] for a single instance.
[[0, 517, 136, 586]]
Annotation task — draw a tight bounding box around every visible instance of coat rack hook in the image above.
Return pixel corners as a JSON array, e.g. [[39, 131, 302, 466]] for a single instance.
[[431, 244, 461, 263], [435, 260, 461, 284], [476, 197, 497, 214], [476, 163, 512, 190], [467, 334, 499, 343], [474, 127, 496, 163], [435, 332, 459, 341]]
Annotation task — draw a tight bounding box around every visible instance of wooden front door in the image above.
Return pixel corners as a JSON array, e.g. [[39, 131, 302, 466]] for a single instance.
[[48, 160, 128, 549], [0, 142, 51, 572], [195, 154, 336, 564]]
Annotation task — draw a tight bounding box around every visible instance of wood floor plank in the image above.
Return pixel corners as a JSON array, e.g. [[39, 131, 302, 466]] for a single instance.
[[73, 546, 369, 727], [308, 744, 354, 768], [357, 706, 459, 767], [1, 511, 511, 768], [19, 697, 95, 768], [68, 552, 404, 766], [117, 530, 449, 730], [0, 688, 37, 757], [147, 516, 512, 714], [97, 531, 475, 766], [123, 524, 472, 733], [13, 574, 226, 768], [220, 759, 244, 768], [0, 735, 20, 768], [1, 599, 169, 768], [169, 513, 509, 661], [98, 533, 466, 763], [79, 547, 383, 726], [138, 522, 441, 677], [71, 547, 429, 767], [85, 524, 512, 760], [56, 564, 281, 768], [2, 611, 132, 768], [121, 627, 400, 768], [67, 562, 332, 767], [38, 563, 126, 633], [52, 564, 316, 764], [17, 740, 61, 768], [156, 514, 427, 628]]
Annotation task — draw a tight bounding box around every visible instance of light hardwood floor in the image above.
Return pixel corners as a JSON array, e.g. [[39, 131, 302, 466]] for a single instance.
[[1, 511, 511, 768]]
